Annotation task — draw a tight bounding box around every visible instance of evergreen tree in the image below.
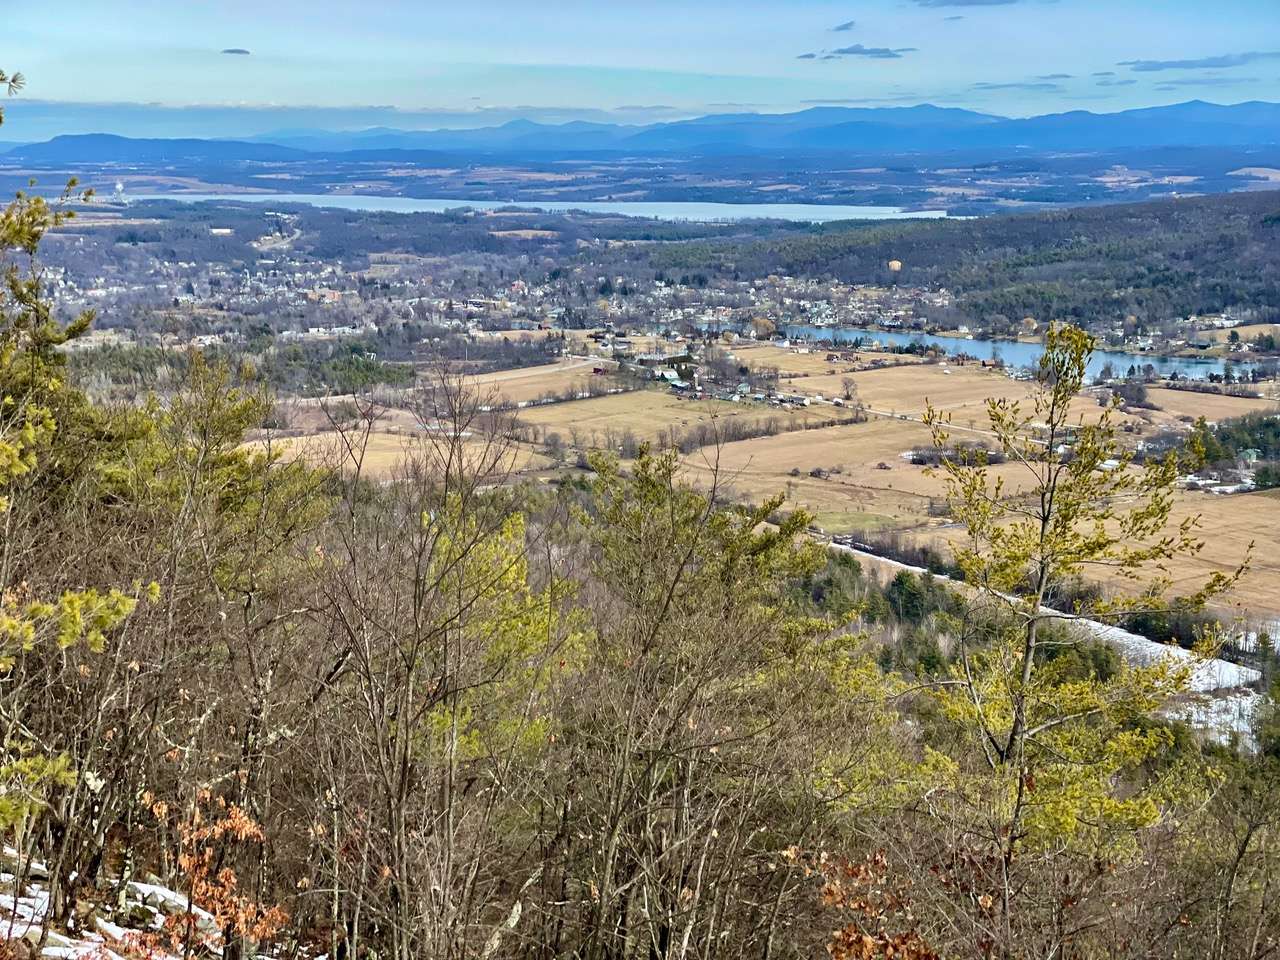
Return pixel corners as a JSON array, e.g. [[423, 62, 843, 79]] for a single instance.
[[0, 72, 146, 892]]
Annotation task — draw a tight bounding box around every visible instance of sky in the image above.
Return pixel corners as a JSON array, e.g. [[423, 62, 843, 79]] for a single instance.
[[5, 0, 1280, 138]]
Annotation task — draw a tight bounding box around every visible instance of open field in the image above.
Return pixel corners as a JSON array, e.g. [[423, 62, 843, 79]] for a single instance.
[[530, 366, 1185, 536], [677, 413, 1051, 530], [465, 359, 612, 405], [1159, 489, 1280, 618], [728, 341, 925, 377], [1199, 323, 1280, 343], [274, 360, 1279, 617], [848, 364, 1033, 418], [255, 429, 551, 479], [1145, 387, 1278, 423], [563, 331, 685, 357], [513, 388, 856, 444], [489, 229, 559, 239], [793, 362, 1127, 423], [471, 327, 560, 341], [251, 359, 620, 434], [669, 399, 1280, 617], [730, 342, 857, 376], [679, 417, 935, 529], [900, 487, 1280, 619]]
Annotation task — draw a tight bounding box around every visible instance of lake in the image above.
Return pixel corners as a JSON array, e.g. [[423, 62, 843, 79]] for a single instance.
[[783, 324, 1266, 382], [134, 193, 948, 223]]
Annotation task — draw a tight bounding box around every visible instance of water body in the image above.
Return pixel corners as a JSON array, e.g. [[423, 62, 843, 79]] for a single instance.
[[134, 192, 948, 223], [783, 324, 1265, 382]]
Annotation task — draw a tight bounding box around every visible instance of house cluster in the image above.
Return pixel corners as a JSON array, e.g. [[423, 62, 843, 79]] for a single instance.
[[41, 222, 1277, 374]]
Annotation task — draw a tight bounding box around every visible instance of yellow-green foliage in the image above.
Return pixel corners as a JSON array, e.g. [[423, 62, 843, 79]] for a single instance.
[[914, 324, 1246, 863], [421, 501, 584, 762], [583, 445, 826, 657], [810, 649, 951, 813], [0, 176, 143, 665], [0, 748, 75, 842], [135, 353, 333, 597], [0, 95, 145, 835]]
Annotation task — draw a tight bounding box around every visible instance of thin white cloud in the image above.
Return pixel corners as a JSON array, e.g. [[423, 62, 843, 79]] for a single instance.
[[1121, 51, 1280, 72], [972, 80, 1063, 91], [1153, 76, 1260, 88], [829, 44, 917, 59]]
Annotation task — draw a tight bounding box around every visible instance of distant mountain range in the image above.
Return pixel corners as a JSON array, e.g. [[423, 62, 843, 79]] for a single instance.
[[6, 134, 308, 164], [5, 100, 1279, 163]]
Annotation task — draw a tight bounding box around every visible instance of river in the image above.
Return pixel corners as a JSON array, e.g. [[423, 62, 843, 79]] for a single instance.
[[783, 323, 1267, 382], [134, 193, 948, 224]]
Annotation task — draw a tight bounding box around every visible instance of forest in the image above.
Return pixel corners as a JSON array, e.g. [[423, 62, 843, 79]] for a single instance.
[[5, 142, 1280, 960], [616, 190, 1280, 331], [44, 199, 802, 275]]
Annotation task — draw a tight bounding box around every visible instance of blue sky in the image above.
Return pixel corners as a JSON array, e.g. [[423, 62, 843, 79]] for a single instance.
[[5, 0, 1280, 137]]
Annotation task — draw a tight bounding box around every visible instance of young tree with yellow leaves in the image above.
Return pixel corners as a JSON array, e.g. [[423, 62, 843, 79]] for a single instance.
[[908, 323, 1251, 956]]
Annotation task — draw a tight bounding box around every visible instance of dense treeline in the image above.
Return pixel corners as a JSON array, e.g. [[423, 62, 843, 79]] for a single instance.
[[608, 190, 1280, 330], [70, 339, 415, 399], [1214, 412, 1280, 461], [43, 199, 799, 276], [69, 329, 565, 401]]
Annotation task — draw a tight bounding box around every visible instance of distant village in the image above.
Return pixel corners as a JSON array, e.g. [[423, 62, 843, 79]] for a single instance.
[[46, 209, 1276, 372]]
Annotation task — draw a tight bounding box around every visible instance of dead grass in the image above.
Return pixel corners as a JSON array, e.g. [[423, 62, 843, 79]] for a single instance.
[[255, 429, 551, 478], [1158, 490, 1280, 617], [514, 388, 853, 444], [272, 357, 1279, 619], [671, 387, 1278, 618], [466, 359, 609, 405], [676, 413, 1047, 530], [728, 341, 924, 377], [1146, 387, 1278, 424], [1198, 323, 1280, 343], [490, 229, 559, 239], [563, 332, 684, 358]]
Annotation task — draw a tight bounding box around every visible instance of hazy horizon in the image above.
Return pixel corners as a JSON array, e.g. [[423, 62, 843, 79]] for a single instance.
[[2, 95, 1278, 144], [6, 0, 1280, 140]]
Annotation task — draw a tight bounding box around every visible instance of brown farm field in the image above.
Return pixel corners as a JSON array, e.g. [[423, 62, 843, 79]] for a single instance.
[[1160, 490, 1280, 618], [1145, 387, 1278, 424], [791, 362, 1136, 424], [1199, 323, 1280, 343], [513, 388, 857, 444], [901, 487, 1280, 619], [272, 356, 1279, 618], [254, 429, 552, 479], [678, 415, 938, 530], [661, 372, 1280, 618], [466, 359, 613, 405], [855, 364, 1029, 414], [728, 341, 925, 377], [563, 331, 692, 359], [676, 414, 1053, 532], [677, 415, 1280, 617], [489, 229, 559, 239]]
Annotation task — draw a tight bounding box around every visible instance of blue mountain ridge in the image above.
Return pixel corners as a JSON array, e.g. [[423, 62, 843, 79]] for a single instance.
[[6, 101, 1278, 161]]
